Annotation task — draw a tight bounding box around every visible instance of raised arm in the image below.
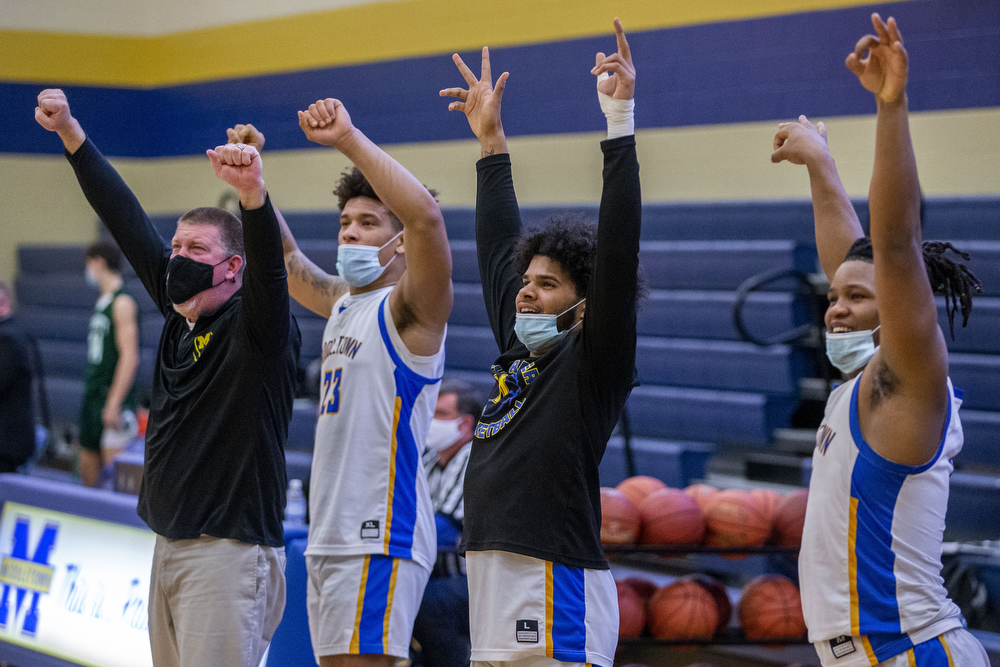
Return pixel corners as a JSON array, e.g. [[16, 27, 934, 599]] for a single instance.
[[206, 143, 293, 349], [442, 48, 524, 351], [226, 123, 348, 317], [298, 100, 452, 354], [850, 15, 949, 463], [35, 89, 171, 313], [583, 19, 641, 383], [771, 116, 864, 281]]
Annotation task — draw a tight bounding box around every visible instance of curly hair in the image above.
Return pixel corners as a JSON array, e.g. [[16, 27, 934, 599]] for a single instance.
[[513, 214, 599, 298], [843, 236, 982, 339], [333, 167, 438, 232]]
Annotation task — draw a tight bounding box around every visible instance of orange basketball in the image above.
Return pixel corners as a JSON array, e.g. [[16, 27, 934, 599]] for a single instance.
[[600, 487, 641, 545], [647, 580, 719, 639], [617, 580, 646, 638], [617, 476, 668, 508], [738, 575, 806, 639], [639, 488, 705, 545], [750, 488, 781, 539], [619, 577, 658, 602], [773, 488, 809, 547], [684, 484, 718, 511], [703, 490, 770, 549], [679, 573, 732, 626]]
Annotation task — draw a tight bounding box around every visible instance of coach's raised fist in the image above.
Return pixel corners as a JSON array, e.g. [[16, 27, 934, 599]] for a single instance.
[[207, 143, 266, 209], [35, 89, 86, 153], [298, 98, 355, 150], [227, 123, 266, 152]]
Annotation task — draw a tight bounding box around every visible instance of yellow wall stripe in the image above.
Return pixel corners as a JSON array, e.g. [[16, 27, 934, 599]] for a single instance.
[[940, 635, 956, 667], [383, 396, 402, 554], [0, 0, 903, 87], [545, 560, 554, 659], [382, 557, 400, 654], [848, 496, 860, 635], [350, 555, 372, 654]]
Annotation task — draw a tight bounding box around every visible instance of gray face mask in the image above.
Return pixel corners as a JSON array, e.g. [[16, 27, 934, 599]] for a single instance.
[[825, 326, 880, 374]]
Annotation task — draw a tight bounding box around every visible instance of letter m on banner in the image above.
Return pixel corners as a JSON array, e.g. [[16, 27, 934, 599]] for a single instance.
[[0, 517, 58, 637]]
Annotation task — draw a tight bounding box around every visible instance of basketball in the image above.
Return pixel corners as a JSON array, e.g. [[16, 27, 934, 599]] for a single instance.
[[703, 489, 770, 548], [647, 580, 719, 639], [619, 576, 658, 602], [738, 575, 806, 639], [617, 476, 668, 508], [750, 488, 781, 538], [684, 484, 718, 511], [679, 573, 732, 626], [639, 487, 706, 545], [600, 487, 641, 544], [773, 488, 809, 547], [617, 580, 647, 638]]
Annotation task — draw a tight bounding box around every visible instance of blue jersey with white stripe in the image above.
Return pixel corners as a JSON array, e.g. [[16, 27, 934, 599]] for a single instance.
[[800, 373, 965, 667], [307, 287, 443, 571]]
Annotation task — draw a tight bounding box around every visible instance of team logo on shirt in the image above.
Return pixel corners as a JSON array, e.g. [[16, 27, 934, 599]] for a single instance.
[[360, 520, 380, 539], [515, 619, 539, 643], [192, 332, 212, 362], [475, 360, 538, 439], [816, 424, 836, 455]]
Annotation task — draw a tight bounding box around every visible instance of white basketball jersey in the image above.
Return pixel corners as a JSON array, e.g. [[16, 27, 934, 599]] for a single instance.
[[306, 286, 443, 572], [800, 372, 965, 667]]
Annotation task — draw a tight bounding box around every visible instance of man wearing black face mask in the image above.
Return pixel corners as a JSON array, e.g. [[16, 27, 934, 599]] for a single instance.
[[36, 89, 300, 667]]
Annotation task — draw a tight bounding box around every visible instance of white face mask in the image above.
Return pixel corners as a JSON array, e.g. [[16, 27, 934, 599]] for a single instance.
[[336, 230, 403, 287], [425, 417, 463, 453], [825, 326, 880, 374], [514, 298, 585, 353]]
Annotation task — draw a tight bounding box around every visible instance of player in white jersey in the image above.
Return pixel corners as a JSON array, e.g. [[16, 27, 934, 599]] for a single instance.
[[262, 98, 452, 666], [771, 14, 986, 667]]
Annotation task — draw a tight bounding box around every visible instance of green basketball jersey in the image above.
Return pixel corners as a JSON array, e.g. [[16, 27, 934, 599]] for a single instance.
[[83, 289, 136, 407]]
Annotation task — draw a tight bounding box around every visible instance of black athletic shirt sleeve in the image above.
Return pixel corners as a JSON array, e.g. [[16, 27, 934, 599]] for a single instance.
[[582, 135, 641, 390], [66, 138, 172, 315], [238, 196, 291, 350], [475, 154, 526, 354]]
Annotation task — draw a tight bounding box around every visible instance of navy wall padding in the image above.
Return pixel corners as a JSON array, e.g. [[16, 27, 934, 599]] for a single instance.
[[18, 306, 91, 341], [945, 472, 1000, 542], [940, 298, 1000, 355], [626, 385, 794, 445], [4, 0, 999, 157], [284, 450, 313, 486], [15, 273, 97, 308], [36, 339, 88, 378], [450, 283, 492, 328], [949, 354, 1000, 411], [297, 318, 326, 361], [951, 241, 1000, 297], [449, 241, 480, 284], [18, 246, 90, 275], [957, 410, 1000, 471], [638, 240, 818, 290], [598, 437, 716, 489], [635, 338, 808, 396], [442, 325, 501, 372], [43, 377, 85, 426], [639, 290, 807, 341], [140, 316, 165, 348], [287, 403, 318, 452]]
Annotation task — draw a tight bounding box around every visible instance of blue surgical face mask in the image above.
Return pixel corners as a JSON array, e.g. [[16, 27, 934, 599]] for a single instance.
[[825, 325, 880, 374], [336, 230, 403, 287], [514, 299, 585, 354]]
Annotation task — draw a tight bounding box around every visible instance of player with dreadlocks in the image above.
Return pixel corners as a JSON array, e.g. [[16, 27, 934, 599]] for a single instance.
[[771, 14, 986, 667]]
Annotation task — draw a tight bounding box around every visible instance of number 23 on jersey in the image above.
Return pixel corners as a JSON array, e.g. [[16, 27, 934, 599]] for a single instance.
[[320, 368, 343, 415]]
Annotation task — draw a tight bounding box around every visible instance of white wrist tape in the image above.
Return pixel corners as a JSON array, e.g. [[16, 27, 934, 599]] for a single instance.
[[597, 75, 635, 140]]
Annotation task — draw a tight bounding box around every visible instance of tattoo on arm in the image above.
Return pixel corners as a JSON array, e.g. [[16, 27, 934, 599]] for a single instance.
[[482, 148, 496, 158]]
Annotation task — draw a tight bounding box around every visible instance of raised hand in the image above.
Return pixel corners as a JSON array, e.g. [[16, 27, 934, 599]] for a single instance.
[[846, 14, 908, 104], [227, 123, 266, 152], [771, 115, 830, 165], [440, 47, 509, 149], [298, 98, 356, 150], [207, 143, 266, 208], [35, 88, 86, 152], [592, 18, 635, 100]]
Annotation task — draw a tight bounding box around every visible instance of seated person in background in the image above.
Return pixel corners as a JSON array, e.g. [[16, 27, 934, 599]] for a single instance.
[[771, 14, 987, 667], [79, 241, 139, 487], [412, 378, 483, 667], [0, 282, 36, 473]]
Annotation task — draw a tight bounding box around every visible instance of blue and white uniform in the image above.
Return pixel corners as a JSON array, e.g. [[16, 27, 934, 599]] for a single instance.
[[306, 286, 443, 659], [800, 373, 987, 667]]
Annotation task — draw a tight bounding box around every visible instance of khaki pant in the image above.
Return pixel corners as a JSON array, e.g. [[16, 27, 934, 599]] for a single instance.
[[148, 535, 286, 667]]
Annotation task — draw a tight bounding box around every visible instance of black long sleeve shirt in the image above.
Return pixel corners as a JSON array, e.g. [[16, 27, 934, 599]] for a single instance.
[[0, 316, 36, 467], [461, 136, 641, 570], [67, 139, 300, 547]]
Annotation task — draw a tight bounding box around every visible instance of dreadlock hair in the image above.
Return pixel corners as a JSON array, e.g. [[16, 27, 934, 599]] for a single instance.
[[513, 214, 598, 298], [333, 167, 438, 232], [843, 236, 982, 339]]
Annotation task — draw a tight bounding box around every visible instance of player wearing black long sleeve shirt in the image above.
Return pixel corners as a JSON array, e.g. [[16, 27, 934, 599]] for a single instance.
[[462, 135, 640, 569], [65, 138, 300, 548]]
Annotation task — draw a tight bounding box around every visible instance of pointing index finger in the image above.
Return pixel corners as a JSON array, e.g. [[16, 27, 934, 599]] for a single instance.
[[614, 18, 631, 61]]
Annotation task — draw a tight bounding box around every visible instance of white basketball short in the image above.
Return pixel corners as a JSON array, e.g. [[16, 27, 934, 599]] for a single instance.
[[870, 628, 989, 667], [306, 553, 429, 660], [472, 656, 589, 667], [466, 550, 618, 667]]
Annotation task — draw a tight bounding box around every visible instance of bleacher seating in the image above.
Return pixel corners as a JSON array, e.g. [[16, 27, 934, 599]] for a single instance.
[[13, 199, 1000, 538]]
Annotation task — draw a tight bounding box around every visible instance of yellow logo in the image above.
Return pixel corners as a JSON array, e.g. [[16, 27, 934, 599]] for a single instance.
[[193, 332, 213, 362], [0, 557, 53, 594]]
